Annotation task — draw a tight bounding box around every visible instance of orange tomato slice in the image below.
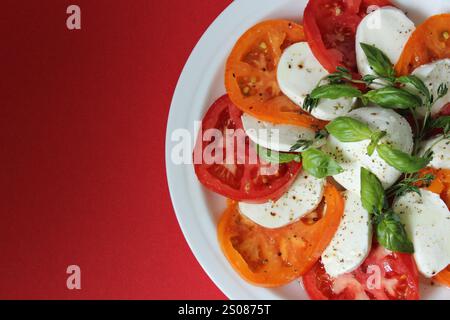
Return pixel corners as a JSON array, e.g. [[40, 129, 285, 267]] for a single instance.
[[395, 14, 450, 76], [435, 266, 450, 287], [225, 20, 326, 129], [217, 184, 344, 287], [418, 168, 450, 287]]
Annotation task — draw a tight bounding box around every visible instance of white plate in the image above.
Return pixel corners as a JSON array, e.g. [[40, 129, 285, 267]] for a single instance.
[[166, 0, 450, 300]]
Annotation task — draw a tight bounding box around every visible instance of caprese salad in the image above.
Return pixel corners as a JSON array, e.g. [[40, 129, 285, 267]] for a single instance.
[[193, 0, 450, 300]]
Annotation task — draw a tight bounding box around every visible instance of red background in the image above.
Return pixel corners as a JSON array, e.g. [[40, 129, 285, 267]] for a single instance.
[[0, 0, 231, 299]]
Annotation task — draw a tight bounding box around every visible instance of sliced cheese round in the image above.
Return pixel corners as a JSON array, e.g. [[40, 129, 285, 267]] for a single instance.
[[412, 59, 450, 117], [420, 135, 450, 170], [241, 113, 324, 152], [238, 172, 325, 229], [322, 191, 372, 278], [323, 106, 413, 194], [393, 189, 450, 278], [277, 42, 355, 121], [356, 6, 414, 84]]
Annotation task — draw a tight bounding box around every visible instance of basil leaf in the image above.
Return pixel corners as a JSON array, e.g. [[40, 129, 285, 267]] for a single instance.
[[310, 84, 362, 100], [360, 167, 385, 214], [302, 149, 343, 179], [257, 145, 301, 164], [397, 75, 431, 102], [364, 87, 423, 109], [377, 144, 433, 174], [376, 213, 414, 253], [326, 117, 374, 142], [360, 43, 395, 78], [367, 131, 387, 156]]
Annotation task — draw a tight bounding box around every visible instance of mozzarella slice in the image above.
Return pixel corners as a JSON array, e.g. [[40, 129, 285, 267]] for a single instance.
[[323, 106, 413, 194], [238, 172, 325, 229], [393, 189, 450, 277], [412, 59, 450, 117], [322, 191, 372, 278], [241, 113, 324, 152], [356, 7, 414, 84], [420, 135, 450, 170], [277, 42, 355, 121]]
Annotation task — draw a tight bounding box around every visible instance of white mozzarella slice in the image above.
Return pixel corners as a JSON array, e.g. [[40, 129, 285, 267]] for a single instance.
[[322, 191, 372, 278], [241, 113, 324, 152], [323, 106, 413, 194], [356, 7, 414, 85], [277, 42, 355, 121], [393, 189, 450, 278], [412, 59, 450, 117], [238, 172, 325, 229], [420, 135, 450, 170]]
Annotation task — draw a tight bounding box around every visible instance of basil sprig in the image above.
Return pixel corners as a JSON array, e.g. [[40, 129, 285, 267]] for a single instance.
[[360, 168, 414, 253], [301, 148, 343, 179], [257, 145, 301, 164], [364, 87, 423, 109], [307, 85, 422, 110], [326, 117, 386, 155], [376, 212, 414, 253], [376, 144, 433, 174]]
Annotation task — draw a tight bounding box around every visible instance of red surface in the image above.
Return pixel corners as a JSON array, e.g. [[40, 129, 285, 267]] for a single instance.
[[0, 0, 231, 299]]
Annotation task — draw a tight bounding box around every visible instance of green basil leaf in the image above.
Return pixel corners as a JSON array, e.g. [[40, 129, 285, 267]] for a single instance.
[[367, 131, 387, 156], [364, 87, 423, 109], [326, 117, 374, 142], [376, 213, 414, 253], [310, 84, 362, 100], [257, 145, 301, 164], [302, 148, 343, 179], [360, 43, 395, 78], [360, 167, 385, 214], [396, 75, 431, 101], [377, 144, 433, 174]]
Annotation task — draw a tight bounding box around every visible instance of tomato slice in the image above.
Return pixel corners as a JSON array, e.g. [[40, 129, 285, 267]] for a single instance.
[[225, 20, 325, 129], [439, 103, 450, 116], [304, 0, 392, 74], [435, 267, 450, 287], [193, 95, 302, 203], [303, 243, 420, 300], [395, 14, 450, 76], [217, 184, 344, 287], [418, 168, 450, 287]]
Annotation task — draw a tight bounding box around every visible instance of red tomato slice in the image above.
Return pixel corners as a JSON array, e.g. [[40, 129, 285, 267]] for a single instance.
[[193, 95, 302, 203], [303, 0, 392, 74], [303, 243, 420, 300], [439, 103, 450, 116]]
